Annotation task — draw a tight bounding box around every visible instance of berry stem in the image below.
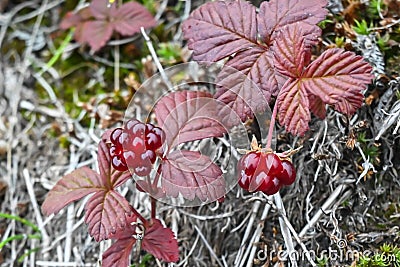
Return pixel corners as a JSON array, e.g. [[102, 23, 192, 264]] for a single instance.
[[151, 197, 157, 219], [130, 207, 147, 226], [152, 163, 163, 188], [266, 101, 278, 149]]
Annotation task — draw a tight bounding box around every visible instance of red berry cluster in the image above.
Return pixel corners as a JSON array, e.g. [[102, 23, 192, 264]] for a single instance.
[[237, 151, 296, 195], [109, 119, 165, 176]]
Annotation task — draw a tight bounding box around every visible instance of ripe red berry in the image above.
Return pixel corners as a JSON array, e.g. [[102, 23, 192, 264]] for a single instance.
[[237, 150, 296, 195], [111, 155, 128, 172], [237, 151, 260, 191], [108, 119, 166, 175], [248, 152, 283, 192], [145, 123, 155, 133], [134, 162, 152, 176], [279, 160, 296, 185], [110, 128, 123, 144], [262, 177, 281, 195], [125, 119, 140, 131], [264, 153, 283, 176]]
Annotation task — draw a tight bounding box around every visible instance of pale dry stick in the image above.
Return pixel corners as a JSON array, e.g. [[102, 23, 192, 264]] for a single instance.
[[172, 0, 192, 42], [141, 27, 174, 91], [0, 1, 35, 47], [194, 225, 224, 267], [245, 201, 272, 267], [11, 0, 64, 24], [19, 100, 63, 118], [377, 0, 384, 20], [40, 218, 85, 254], [270, 202, 317, 267], [91, 54, 137, 69], [4, 1, 48, 261], [305, 163, 322, 224], [155, 0, 169, 21], [57, 245, 63, 265], [233, 200, 261, 266], [35, 261, 96, 267], [10, 0, 48, 118], [177, 233, 200, 266], [328, 189, 353, 242], [88, 117, 101, 145], [29, 238, 37, 267], [230, 211, 251, 233], [171, 209, 179, 250], [310, 122, 325, 154], [33, 74, 58, 102], [64, 205, 75, 263], [22, 169, 50, 257], [114, 41, 120, 91], [178, 209, 236, 221], [370, 18, 400, 31], [273, 193, 298, 267], [309, 119, 328, 175], [108, 36, 140, 46], [0, 221, 14, 264], [22, 167, 38, 267], [172, 0, 191, 42], [299, 184, 350, 238], [220, 216, 231, 233]]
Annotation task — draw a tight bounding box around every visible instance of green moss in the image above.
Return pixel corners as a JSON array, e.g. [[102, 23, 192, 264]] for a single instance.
[[356, 244, 400, 267]]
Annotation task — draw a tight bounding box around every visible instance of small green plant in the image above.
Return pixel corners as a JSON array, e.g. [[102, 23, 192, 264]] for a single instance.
[[130, 253, 154, 267], [367, 0, 385, 19], [316, 255, 329, 267], [353, 19, 373, 35], [156, 43, 182, 65], [376, 33, 391, 52], [356, 244, 400, 267], [0, 213, 42, 263], [318, 18, 334, 29], [335, 36, 345, 48]]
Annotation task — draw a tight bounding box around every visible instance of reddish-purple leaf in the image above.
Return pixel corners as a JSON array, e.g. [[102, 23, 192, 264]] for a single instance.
[[258, 0, 328, 44], [154, 91, 227, 149], [83, 20, 114, 52], [182, 0, 257, 62], [43, 139, 133, 241], [110, 2, 156, 36], [60, 8, 92, 29], [142, 219, 179, 263], [85, 190, 133, 241], [60, 8, 93, 45], [60, 0, 155, 52], [277, 48, 373, 135], [41, 167, 103, 216], [215, 48, 272, 123], [97, 139, 131, 189], [102, 237, 137, 267], [308, 94, 326, 119], [89, 0, 109, 20], [103, 219, 178, 264], [302, 48, 374, 115], [161, 150, 225, 202], [277, 79, 311, 136], [272, 24, 312, 78]]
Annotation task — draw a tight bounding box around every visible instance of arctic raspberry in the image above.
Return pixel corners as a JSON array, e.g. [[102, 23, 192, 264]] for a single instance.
[[237, 151, 296, 195], [108, 119, 165, 176]]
